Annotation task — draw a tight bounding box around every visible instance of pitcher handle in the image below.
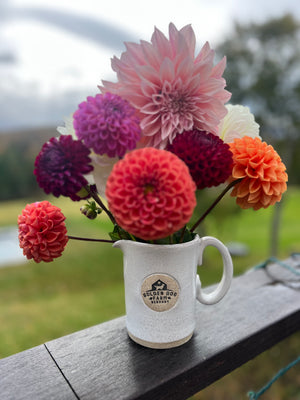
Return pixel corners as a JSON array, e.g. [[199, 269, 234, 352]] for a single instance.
[[196, 236, 233, 305]]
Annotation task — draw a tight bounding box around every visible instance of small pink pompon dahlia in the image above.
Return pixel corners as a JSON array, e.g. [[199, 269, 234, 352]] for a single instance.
[[73, 93, 141, 158], [100, 23, 231, 149], [18, 201, 68, 263], [105, 148, 196, 240]]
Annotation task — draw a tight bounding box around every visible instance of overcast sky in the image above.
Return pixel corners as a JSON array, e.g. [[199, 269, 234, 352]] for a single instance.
[[1, 0, 300, 131]]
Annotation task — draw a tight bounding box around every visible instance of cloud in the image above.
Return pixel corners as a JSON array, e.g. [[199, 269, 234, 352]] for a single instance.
[[12, 6, 139, 52]]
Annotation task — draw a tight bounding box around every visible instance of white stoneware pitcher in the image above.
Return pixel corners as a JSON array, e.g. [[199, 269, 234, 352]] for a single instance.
[[113, 235, 233, 349]]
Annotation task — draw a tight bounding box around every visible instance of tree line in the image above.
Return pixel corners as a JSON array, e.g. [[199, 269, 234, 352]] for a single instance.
[[0, 14, 299, 202]]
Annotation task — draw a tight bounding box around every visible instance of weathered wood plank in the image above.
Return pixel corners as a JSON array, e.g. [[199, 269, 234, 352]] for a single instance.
[[0, 344, 78, 400], [43, 257, 300, 400]]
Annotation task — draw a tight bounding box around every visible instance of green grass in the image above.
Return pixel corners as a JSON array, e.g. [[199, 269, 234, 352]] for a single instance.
[[0, 188, 299, 399]]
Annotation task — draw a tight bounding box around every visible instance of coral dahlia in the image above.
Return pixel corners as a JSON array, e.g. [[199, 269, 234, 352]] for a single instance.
[[34, 135, 93, 201], [229, 136, 288, 210], [168, 130, 233, 189], [73, 92, 141, 158], [18, 201, 68, 263], [101, 23, 231, 149], [105, 148, 196, 240]]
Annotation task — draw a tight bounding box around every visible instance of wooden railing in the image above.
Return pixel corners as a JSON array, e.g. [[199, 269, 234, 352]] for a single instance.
[[1, 255, 299, 400]]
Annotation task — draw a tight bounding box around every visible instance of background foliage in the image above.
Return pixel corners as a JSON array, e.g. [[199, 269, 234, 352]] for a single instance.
[[0, 14, 299, 400]]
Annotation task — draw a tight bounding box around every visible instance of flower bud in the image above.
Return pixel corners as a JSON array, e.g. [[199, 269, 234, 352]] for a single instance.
[[80, 201, 102, 220]]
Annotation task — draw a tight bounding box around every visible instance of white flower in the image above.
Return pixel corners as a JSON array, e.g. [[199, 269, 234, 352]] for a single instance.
[[57, 114, 77, 138], [91, 154, 118, 198], [217, 104, 260, 143]]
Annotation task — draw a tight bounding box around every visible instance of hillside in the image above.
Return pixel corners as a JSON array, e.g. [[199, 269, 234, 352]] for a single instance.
[[0, 127, 57, 201], [0, 126, 56, 154]]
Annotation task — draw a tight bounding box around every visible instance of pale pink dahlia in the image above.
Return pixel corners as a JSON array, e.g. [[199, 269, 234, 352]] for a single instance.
[[100, 23, 231, 149], [105, 148, 196, 240]]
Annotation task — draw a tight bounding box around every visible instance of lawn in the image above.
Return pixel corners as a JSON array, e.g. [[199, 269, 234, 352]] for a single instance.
[[0, 187, 299, 399]]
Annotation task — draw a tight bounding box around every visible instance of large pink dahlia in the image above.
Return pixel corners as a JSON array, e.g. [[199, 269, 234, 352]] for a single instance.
[[100, 23, 231, 149], [105, 148, 196, 240]]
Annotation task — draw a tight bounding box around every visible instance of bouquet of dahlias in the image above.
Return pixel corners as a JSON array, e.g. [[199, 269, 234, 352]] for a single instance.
[[18, 23, 288, 263]]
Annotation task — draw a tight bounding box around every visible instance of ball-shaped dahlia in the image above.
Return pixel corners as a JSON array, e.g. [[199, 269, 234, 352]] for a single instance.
[[34, 135, 93, 201], [229, 136, 288, 210], [105, 148, 196, 240], [18, 201, 68, 263], [168, 130, 233, 189], [73, 92, 141, 158]]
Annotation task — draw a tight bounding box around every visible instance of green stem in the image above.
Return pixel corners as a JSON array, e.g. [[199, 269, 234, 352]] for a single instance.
[[190, 178, 243, 233], [85, 186, 116, 226], [179, 225, 187, 243], [68, 235, 114, 243]]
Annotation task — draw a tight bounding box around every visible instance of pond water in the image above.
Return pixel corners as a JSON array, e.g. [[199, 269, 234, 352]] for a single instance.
[[0, 226, 27, 267]]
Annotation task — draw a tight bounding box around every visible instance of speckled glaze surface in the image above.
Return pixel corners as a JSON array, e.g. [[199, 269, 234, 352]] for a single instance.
[[113, 235, 233, 349]]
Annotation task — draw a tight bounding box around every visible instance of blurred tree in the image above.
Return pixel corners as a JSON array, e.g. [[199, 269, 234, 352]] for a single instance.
[[217, 14, 300, 255], [217, 14, 300, 184]]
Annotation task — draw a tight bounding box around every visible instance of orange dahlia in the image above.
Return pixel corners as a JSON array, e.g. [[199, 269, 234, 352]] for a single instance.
[[229, 136, 288, 210], [105, 148, 196, 240], [18, 201, 68, 263]]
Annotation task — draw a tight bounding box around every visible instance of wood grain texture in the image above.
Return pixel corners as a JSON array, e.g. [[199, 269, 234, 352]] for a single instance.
[[1, 257, 299, 400], [0, 345, 77, 400], [44, 257, 300, 400]]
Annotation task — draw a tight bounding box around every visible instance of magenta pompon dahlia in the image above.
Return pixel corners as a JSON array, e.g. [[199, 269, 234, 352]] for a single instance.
[[73, 92, 141, 158], [100, 23, 231, 149], [18, 201, 68, 263], [105, 148, 197, 240], [168, 130, 233, 189], [34, 135, 93, 201]]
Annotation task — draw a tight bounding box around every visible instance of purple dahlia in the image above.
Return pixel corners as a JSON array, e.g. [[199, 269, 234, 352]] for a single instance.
[[168, 130, 233, 189], [34, 135, 93, 201], [73, 92, 141, 158]]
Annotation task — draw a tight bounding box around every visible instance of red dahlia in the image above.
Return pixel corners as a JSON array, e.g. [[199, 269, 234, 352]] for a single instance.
[[18, 201, 68, 263], [34, 135, 93, 201], [168, 130, 233, 189], [105, 148, 196, 240]]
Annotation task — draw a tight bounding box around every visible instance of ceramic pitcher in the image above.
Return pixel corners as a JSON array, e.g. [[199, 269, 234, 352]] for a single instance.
[[113, 234, 233, 349]]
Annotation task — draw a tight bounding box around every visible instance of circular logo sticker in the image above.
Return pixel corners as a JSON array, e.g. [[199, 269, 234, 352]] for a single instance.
[[141, 274, 180, 312]]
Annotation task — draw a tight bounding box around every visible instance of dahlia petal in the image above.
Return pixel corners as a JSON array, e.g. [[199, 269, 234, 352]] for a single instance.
[[124, 42, 147, 65], [195, 41, 213, 64], [169, 23, 192, 62], [159, 58, 175, 82], [178, 24, 196, 57], [211, 56, 227, 78], [140, 40, 161, 69], [135, 65, 161, 86], [151, 26, 173, 60], [140, 80, 159, 97]]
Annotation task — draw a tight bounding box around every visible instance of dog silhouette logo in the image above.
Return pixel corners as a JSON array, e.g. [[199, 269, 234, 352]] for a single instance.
[[151, 280, 167, 291]]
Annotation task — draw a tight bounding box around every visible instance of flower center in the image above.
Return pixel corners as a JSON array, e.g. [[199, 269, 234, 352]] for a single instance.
[[144, 184, 155, 195]]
